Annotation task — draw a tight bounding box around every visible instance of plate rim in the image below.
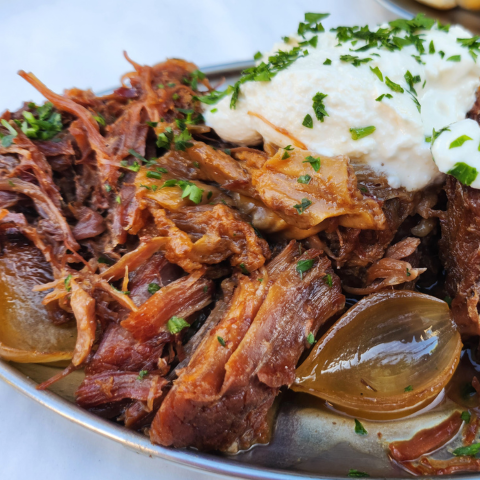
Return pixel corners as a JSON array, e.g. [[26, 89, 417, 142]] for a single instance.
[[0, 59, 467, 480]]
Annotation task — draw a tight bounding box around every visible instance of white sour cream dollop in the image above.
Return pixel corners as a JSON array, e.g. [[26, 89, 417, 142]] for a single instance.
[[204, 23, 480, 191], [431, 118, 480, 188]]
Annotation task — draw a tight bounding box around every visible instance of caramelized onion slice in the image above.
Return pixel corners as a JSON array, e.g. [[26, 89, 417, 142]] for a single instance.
[[293, 291, 462, 419], [0, 239, 76, 363]]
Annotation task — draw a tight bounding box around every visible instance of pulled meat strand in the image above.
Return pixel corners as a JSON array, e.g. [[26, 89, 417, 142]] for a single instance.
[[121, 269, 213, 341], [75, 372, 167, 408]]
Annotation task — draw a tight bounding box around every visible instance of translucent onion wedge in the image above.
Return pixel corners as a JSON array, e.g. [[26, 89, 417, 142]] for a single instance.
[[293, 291, 462, 419], [0, 239, 76, 363]]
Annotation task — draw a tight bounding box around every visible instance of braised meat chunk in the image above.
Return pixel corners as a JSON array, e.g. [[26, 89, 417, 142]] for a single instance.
[[151, 242, 345, 451]]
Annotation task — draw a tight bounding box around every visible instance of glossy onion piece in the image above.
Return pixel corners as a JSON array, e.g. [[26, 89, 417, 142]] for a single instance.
[[293, 291, 462, 419], [0, 240, 76, 363]]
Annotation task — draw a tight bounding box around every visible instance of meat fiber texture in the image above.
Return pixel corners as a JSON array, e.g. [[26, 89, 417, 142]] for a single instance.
[[151, 242, 345, 451]]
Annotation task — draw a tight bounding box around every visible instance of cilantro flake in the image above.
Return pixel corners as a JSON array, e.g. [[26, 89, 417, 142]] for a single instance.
[[449, 135, 473, 149], [303, 155, 321, 172], [293, 198, 312, 215], [148, 283, 161, 295], [447, 162, 478, 186], [350, 126, 376, 140], [167, 316, 190, 334], [354, 419, 368, 435]]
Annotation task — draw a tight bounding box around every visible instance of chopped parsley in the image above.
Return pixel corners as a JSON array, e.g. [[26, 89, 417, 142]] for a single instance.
[[350, 126, 376, 140], [449, 135, 473, 149], [385, 77, 404, 93], [293, 198, 312, 215], [404, 71, 421, 95], [93, 113, 106, 126], [323, 273, 333, 287], [431, 126, 451, 145], [137, 370, 148, 380], [461, 411, 471, 423], [64, 274, 72, 292], [348, 470, 370, 478], [297, 174, 311, 184], [217, 336, 226, 347], [19, 102, 63, 141], [120, 160, 141, 172], [210, 108, 218, 113], [438, 51, 445, 59], [302, 114, 313, 128], [303, 155, 321, 172], [172, 93, 179, 100], [375, 93, 393, 102], [167, 316, 190, 334], [146, 170, 164, 180], [370, 66, 383, 82], [406, 268, 411, 277], [115, 195, 122, 204], [447, 55, 461, 62], [447, 162, 478, 186], [411, 54, 425, 64], [354, 419, 368, 435], [323, 58, 332, 65], [98, 256, 113, 265], [340, 55, 373, 67], [239, 263, 250, 275], [148, 283, 161, 295], [161, 179, 204, 204], [312, 92, 328, 122], [105, 184, 112, 193], [297, 259, 315, 279], [429, 40, 435, 54], [156, 127, 193, 151], [453, 443, 480, 457], [0, 119, 18, 147], [444, 296, 452, 307], [146, 121, 158, 127], [254, 51, 263, 60], [404, 385, 413, 392], [307, 332, 316, 345], [183, 69, 206, 90]]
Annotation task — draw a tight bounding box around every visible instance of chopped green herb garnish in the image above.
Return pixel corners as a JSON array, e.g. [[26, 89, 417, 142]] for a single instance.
[[172, 93, 179, 100], [462, 411, 472, 423], [429, 40, 435, 54], [293, 198, 312, 215], [115, 195, 122, 204], [311, 92, 329, 123], [307, 332, 316, 345], [258, 278, 264, 283], [404, 71, 421, 95], [323, 273, 333, 288], [406, 268, 411, 277], [1, 119, 18, 147], [93, 113, 106, 126], [370, 66, 383, 82], [98, 256, 113, 265], [404, 385, 413, 392], [444, 296, 452, 307], [297, 174, 311, 184], [148, 283, 161, 295], [183, 69, 206, 90], [340, 55, 373, 67], [447, 55, 461, 62], [18, 103, 62, 141], [217, 336, 226, 347], [348, 470, 370, 478], [167, 316, 190, 334], [137, 370, 148, 380], [354, 419, 368, 435], [207, 191, 213, 200], [450, 135, 473, 149], [120, 160, 141, 172], [254, 51, 263, 60], [323, 58, 332, 65], [239, 263, 250, 275], [105, 184, 112, 193], [297, 259, 315, 279], [431, 126, 451, 145], [411, 54, 425, 64], [447, 162, 478, 186], [161, 179, 204, 204], [438, 51, 445, 59], [385, 77, 404, 93], [350, 126, 376, 140], [146, 170, 163, 180], [157, 84, 164, 89], [64, 274, 72, 292], [167, 82, 176, 87], [302, 114, 313, 128], [193, 161, 200, 169], [303, 155, 321, 172], [375, 93, 393, 102], [210, 108, 218, 113], [453, 443, 480, 457], [146, 121, 158, 128]]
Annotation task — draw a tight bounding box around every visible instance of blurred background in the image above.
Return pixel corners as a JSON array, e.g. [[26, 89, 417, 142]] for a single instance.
[[0, 0, 476, 479]]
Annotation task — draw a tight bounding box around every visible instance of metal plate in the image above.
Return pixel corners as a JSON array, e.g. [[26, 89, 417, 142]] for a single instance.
[[376, 0, 480, 33], [0, 61, 472, 480]]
